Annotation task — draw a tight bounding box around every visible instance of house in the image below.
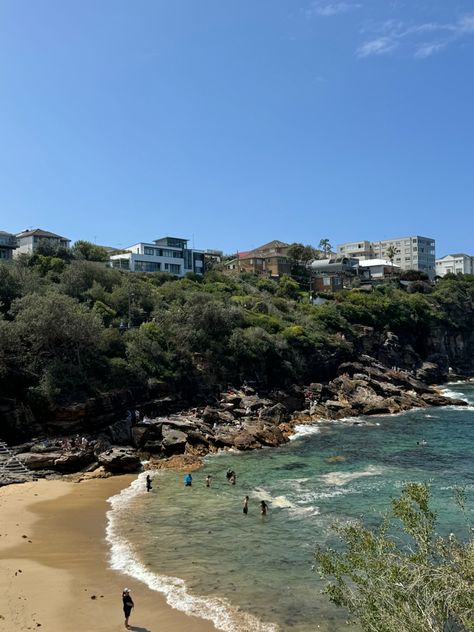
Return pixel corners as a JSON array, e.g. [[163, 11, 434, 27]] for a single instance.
[[338, 235, 436, 279], [357, 258, 400, 279], [0, 231, 18, 260], [310, 256, 359, 292], [108, 235, 218, 276], [226, 240, 291, 278], [436, 254, 474, 277], [15, 228, 71, 256]]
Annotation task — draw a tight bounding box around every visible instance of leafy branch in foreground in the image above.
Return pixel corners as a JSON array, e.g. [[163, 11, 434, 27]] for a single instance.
[[316, 483, 474, 631]]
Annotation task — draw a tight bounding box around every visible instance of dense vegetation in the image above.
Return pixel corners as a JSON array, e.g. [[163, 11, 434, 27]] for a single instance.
[[1, 243, 474, 408], [316, 483, 474, 631]]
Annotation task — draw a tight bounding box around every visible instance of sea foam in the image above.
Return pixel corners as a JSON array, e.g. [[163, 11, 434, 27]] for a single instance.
[[106, 472, 279, 632], [290, 424, 321, 440], [319, 465, 385, 487]]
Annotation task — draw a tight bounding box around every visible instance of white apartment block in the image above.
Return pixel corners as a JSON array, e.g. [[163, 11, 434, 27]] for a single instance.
[[436, 254, 474, 277], [109, 236, 211, 276], [337, 236, 436, 279]]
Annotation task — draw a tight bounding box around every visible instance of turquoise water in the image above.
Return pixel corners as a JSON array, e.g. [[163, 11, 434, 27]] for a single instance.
[[109, 383, 474, 632]]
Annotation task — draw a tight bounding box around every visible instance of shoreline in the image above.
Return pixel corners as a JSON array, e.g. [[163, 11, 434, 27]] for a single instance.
[[0, 476, 217, 632]]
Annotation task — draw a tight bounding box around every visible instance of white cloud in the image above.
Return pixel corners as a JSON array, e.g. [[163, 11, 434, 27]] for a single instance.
[[306, 2, 361, 18], [357, 13, 474, 59], [356, 37, 398, 58], [415, 41, 446, 59], [458, 15, 474, 34]]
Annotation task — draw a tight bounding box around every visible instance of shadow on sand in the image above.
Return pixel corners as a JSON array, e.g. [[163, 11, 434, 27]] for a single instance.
[[128, 626, 151, 632]]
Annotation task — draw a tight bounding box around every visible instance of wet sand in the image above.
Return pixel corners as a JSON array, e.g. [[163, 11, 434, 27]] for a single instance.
[[0, 476, 217, 632]]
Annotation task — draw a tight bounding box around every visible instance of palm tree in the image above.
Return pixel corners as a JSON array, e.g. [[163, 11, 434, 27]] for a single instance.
[[318, 239, 333, 257], [386, 245, 398, 278]]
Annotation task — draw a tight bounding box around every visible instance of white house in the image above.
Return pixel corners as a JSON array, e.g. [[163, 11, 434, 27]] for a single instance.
[[15, 228, 70, 256], [357, 258, 400, 279], [109, 236, 211, 276], [436, 254, 474, 277]]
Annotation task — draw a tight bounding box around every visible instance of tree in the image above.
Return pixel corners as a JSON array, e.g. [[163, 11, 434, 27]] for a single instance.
[[318, 239, 333, 256], [73, 240, 110, 262], [386, 245, 398, 278], [316, 483, 474, 632], [287, 243, 318, 267]]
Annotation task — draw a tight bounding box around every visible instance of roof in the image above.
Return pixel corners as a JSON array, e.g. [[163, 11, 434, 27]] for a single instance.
[[248, 240, 289, 254], [358, 258, 400, 268], [16, 228, 70, 240]]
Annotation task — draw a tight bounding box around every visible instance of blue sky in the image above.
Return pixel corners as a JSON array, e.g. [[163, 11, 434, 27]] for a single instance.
[[0, 0, 473, 255]]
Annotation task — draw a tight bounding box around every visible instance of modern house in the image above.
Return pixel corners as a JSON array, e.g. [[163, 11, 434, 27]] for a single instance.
[[337, 235, 436, 279], [0, 231, 18, 260], [226, 240, 291, 278], [108, 236, 216, 276], [357, 258, 401, 279], [436, 254, 474, 277], [15, 228, 71, 256]]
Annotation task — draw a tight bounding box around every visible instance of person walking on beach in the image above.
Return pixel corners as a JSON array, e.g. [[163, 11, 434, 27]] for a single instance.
[[122, 588, 134, 628], [243, 495, 249, 515], [146, 474, 152, 492], [260, 500, 268, 516]]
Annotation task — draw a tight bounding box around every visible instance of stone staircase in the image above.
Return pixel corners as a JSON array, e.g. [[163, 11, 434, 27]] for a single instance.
[[0, 440, 36, 481]]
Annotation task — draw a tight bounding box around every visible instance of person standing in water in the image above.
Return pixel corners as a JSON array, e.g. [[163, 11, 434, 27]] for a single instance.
[[146, 474, 152, 492], [206, 475, 212, 487], [260, 500, 268, 516], [122, 588, 134, 628], [184, 473, 193, 487], [243, 495, 249, 515], [230, 472, 236, 485]]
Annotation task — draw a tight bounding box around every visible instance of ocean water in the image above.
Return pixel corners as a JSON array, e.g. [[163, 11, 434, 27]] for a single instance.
[[106, 382, 474, 632]]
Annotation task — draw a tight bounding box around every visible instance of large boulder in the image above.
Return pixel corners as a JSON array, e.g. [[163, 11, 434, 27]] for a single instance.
[[259, 403, 290, 424], [161, 426, 187, 455], [240, 395, 272, 413], [97, 447, 141, 473], [17, 452, 62, 470], [106, 419, 132, 445], [53, 450, 96, 473]]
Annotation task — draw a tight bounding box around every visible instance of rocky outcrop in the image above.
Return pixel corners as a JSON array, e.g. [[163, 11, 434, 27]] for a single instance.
[[97, 447, 142, 473], [2, 356, 471, 485]]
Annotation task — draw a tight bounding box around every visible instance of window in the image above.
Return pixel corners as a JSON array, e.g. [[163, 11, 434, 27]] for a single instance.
[[169, 264, 181, 274], [135, 260, 161, 272], [144, 247, 155, 255], [173, 251, 183, 258]]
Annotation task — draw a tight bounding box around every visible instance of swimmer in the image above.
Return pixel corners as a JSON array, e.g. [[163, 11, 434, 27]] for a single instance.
[[260, 500, 268, 516]]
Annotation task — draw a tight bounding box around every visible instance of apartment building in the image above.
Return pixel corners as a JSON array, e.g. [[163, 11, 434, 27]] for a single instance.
[[0, 231, 18, 260], [338, 235, 436, 279], [15, 228, 71, 256], [436, 254, 474, 277], [109, 236, 213, 276]]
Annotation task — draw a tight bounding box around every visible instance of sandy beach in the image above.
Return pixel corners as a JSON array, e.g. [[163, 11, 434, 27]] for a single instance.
[[0, 476, 217, 632]]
